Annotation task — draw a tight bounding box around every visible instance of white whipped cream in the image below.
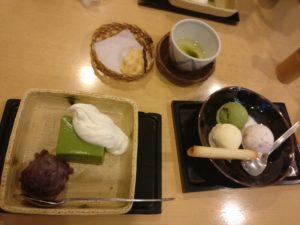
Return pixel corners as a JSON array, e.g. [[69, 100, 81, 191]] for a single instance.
[[68, 103, 129, 155]]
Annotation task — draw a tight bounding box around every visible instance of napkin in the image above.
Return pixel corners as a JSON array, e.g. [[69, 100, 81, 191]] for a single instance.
[[81, 0, 100, 7], [94, 29, 143, 74]]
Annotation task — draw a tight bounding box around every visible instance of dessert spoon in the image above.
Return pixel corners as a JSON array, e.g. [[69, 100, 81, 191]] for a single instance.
[[242, 120, 300, 176], [21, 194, 175, 208]]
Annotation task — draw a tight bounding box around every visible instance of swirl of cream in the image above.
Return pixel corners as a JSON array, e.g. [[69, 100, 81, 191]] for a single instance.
[[68, 103, 128, 155]]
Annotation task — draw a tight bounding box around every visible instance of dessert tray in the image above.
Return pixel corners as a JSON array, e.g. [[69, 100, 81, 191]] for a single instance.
[[169, 0, 238, 18], [138, 0, 240, 25], [0, 97, 162, 215], [172, 100, 300, 192]]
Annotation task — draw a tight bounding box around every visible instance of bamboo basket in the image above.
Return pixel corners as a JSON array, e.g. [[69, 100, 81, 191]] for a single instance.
[[91, 23, 154, 82]]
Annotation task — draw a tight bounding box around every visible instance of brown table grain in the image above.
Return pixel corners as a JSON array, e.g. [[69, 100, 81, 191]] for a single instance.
[[0, 0, 299, 224]]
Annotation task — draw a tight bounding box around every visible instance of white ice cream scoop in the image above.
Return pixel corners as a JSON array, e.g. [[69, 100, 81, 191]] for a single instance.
[[209, 123, 242, 149]]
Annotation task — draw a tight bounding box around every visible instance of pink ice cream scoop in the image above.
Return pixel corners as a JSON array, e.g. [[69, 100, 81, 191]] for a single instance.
[[242, 124, 274, 153]]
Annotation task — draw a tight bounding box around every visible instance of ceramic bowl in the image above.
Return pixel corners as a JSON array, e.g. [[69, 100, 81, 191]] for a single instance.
[[169, 19, 221, 71]]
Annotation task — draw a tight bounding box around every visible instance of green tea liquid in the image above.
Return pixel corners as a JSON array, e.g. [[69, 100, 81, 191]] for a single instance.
[[176, 38, 206, 59]]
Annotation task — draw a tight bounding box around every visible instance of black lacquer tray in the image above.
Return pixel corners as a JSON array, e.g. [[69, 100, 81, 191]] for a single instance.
[[172, 100, 300, 192], [0, 99, 162, 214], [138, 0, 240, 25]]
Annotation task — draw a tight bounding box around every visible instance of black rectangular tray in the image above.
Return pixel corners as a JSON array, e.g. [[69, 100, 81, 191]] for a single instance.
[[138, 0, 240, 25], [172, 100, 300, 192], [0, 99, 162, 214]]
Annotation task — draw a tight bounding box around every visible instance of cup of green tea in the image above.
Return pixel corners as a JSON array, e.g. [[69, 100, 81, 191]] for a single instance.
[[169, 19, 221, 71]]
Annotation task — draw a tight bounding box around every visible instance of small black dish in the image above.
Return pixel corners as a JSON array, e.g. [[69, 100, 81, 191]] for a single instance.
[[199, 86, 295, 187], [156, 33, 215, 86]]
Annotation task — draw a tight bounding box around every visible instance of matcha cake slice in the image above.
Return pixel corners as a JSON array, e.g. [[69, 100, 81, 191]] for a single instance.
[[56, 116, 105, 165]]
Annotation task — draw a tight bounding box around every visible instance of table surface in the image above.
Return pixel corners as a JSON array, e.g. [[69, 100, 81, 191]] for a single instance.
[[0, 0, 300, 224]]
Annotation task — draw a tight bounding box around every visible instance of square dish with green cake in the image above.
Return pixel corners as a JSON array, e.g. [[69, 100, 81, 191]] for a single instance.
[[0, 89, 138, 215]]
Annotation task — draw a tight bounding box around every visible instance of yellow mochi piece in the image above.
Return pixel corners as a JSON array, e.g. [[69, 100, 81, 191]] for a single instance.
[[121, 48, 144, 75]]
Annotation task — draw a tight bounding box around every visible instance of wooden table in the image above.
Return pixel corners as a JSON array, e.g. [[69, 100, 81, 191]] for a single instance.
[[0, 0, 299, 224]]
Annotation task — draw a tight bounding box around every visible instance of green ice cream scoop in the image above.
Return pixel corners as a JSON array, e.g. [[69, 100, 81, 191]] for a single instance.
[[216, 102, 248, 129]]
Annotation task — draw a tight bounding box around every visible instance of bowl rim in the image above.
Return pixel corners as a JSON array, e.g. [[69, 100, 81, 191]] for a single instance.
[[198, 86, 295, 187]]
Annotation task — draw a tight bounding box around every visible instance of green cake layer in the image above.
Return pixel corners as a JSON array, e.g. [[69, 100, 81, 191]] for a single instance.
[[56, 116, 105, 165]]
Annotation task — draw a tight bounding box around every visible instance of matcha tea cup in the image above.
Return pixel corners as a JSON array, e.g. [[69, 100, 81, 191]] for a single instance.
[[169, 19, 221, 72]]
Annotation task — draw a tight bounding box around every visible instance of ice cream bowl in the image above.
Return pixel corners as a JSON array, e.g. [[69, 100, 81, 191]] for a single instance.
[[198, 86, 295, 187]]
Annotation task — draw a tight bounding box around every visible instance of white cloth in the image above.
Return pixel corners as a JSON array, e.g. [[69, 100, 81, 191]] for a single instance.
[[94, 29, 142, 73]]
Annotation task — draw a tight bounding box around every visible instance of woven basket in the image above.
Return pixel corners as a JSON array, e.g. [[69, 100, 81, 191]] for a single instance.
[[91, 23, 154, 82]]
